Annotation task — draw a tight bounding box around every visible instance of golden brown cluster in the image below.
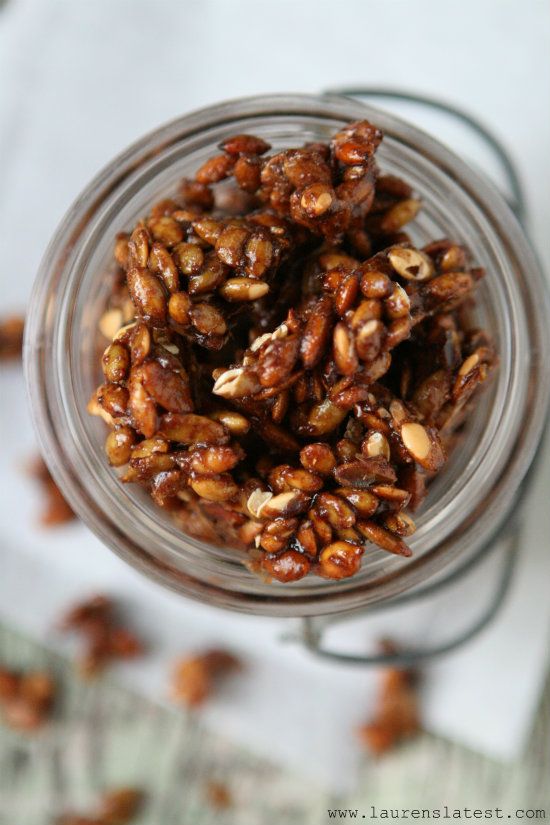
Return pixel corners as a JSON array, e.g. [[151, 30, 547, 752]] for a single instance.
[[357, 642, 421, 755], [0, 665, 56, 732], [29, 456, 75, 527], [59, 595, 144, 678], [170, 648, 241, 708], [90, 120, 495, 583], [0, 315, 24, 361], [56, 787, 144, 825]]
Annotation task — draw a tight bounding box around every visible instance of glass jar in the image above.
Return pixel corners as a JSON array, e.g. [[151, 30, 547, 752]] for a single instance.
[[25, 94, 550, 618]]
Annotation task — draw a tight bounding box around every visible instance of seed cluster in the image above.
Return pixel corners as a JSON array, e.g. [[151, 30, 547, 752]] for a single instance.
[[357, 641, 420, 755], [56, 787, 144, 825], [60, 595, 144, 679], [0, 314, 24, 361], [0, 665, 55, 732], [170, 649, 241, 707], [90, 120, 496, 583], [29, 456, 76, 527]]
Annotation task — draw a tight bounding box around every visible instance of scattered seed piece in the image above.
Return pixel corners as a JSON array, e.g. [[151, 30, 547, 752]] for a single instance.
[[205, 780, 233, 810], [28, 457, 75, 527], [0, 666, 55, 732], [171, 649, 241, 707], [357, 641, 421, 755], [59, 595, 144, 679], [0, 315, 24, 361]]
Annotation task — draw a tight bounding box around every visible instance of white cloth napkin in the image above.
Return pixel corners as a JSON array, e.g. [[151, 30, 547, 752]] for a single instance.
[[1, 0, 550, 794]]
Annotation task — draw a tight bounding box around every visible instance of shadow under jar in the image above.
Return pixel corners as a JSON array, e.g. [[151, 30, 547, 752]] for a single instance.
[[25, 94, 550, 617]]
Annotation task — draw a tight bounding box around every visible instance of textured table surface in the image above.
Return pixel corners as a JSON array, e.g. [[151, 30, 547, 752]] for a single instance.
[[1, 624, 549, 825], [2, 2, 550, 822]]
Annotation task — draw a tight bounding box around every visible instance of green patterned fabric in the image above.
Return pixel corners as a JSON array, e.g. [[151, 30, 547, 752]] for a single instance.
[[1, 624, 549, 824]]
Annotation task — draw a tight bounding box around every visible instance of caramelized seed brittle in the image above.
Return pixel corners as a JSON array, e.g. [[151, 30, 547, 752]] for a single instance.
[[90, 122, 496, 583]]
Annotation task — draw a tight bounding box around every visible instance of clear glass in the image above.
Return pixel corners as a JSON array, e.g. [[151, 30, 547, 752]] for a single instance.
[[25, 94, 550, 617]]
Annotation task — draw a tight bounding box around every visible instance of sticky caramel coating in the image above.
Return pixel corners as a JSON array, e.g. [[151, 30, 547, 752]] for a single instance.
[[90, 122, 496, 583]]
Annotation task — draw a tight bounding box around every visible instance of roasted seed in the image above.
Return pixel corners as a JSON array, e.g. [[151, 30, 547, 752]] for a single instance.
[[244, 234, 273, 277], [188, 257, 227, 295], [359, 269, 393, 299], [315, 493, 356, 529], [215, 226, 249, 266], [220, 277, 269, 302], [148, 216, 184, 247], [400, 421, 445, 471], [386, 317, 412, 348], [388, 246, 434, 281], [149, 242, 180, 292], [259, 517, 298, 553], [334, 456, 397, 488], [401, 423, 431, 460], [140, 360, 192, 413], [299, 183, 335, 217], [362, 430, 390, 459], [189, 446, 241, 474], [129, 322, 151, 365], [458, 352, 480, 376], [318, 541, 364, 579], [261, 550, 311, 583], [128, 226, 150, 268], [234, 154, 262, 192], [333, 322, 358, 375], [212, 367, 260, 398], [193, 217, 223, 244], [307, 398, 347, 435], [220, 134, 270, 155], [131, 436, 169, 459], [380, 198, 421, 232], [208, 410, 250, 435], [300, 297, 333, 369], [195, 154, 235, 184], [335, 273, 360, 316], [257, 335, 299, 387], [128, 375, 157, 437], [384, 512, 417, 537], [98, 383, 129, 419], [190, 303, 227, 336], [424, 271, 474, 306], [337, 487, 379, 518], [179, 179, 214, 209], [114, 234, 130, 269], [299, 443, 337, 475], [174, 242, 205, 275], [371, 485, 411, 508], [102, 342, 130, 383], [247, 488, 273, 519], [168, 291, 192, 326], [261, 490, 310, 519], [99, 308, 124, 340], [190, 474, 238, 502], [385, 284, 411, 319], [336, 437, 358, 462], [105, 427, 136, 466], [160, 413, 228, 445], [357, 520, 412, 557], [127, 267, 167, 325], [355, 318, 384, 362], [295, 521, 319, 557]]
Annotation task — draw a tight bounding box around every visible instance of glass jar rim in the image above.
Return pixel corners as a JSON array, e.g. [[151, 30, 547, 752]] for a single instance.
[[25, 93, 550, 616]]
